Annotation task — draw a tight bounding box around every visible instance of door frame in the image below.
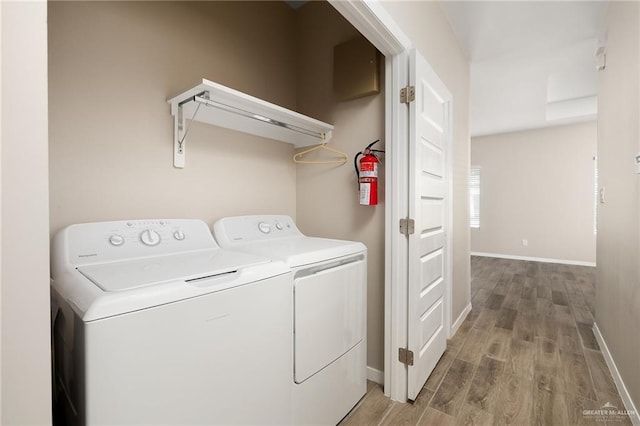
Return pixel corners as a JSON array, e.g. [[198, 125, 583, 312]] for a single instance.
[[328, 1, 454, 403]]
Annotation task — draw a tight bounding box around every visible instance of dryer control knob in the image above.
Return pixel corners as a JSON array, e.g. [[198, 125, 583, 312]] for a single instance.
[[258, 222, 271, 234], [173, 230, 185, 241], [109, 234, 125, 246], [275, 222, 283, 230], [140, 229, 161, 246]]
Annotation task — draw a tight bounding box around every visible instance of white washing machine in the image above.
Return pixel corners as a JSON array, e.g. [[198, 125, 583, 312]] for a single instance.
[[50, 219, 293, 426], [213, 215, 367, 425]]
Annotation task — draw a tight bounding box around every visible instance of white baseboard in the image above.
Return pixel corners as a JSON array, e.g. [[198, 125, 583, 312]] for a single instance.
[[471, 251, 596, 267], [450, 302, 472, 337], [593, 322, 640, 425], [367, 366, 384, 385]]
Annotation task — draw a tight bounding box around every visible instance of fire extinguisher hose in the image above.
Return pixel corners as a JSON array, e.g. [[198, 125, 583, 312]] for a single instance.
[[354, 151, 364, 181]]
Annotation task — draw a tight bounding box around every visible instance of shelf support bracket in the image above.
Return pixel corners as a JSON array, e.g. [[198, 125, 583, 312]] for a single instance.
[[174, 103, 186, 168]]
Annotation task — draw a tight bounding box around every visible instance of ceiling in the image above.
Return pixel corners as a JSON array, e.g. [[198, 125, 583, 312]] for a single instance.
[[439, 1, 609, 137]]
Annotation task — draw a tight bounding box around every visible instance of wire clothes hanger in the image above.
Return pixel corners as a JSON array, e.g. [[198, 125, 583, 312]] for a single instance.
[[292, 140, 348, 165]]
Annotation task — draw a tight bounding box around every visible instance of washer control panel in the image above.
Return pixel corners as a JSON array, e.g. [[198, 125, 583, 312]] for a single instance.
[[214, 215, 302, 246], [62, 219, 218, 265]]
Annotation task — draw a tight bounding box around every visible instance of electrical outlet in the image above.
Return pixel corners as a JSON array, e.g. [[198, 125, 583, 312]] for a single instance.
[[522, 239, 528, 246]]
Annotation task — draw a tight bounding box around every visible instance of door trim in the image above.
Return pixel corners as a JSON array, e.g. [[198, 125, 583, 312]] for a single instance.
[[328, 0, 453, 403]]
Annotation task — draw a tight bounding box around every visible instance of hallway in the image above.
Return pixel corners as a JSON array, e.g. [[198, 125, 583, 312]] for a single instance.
[[341, 256, 631, 425]]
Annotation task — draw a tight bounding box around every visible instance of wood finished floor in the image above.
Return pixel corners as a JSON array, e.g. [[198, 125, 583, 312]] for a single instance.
[[340, 256, 631, 426]]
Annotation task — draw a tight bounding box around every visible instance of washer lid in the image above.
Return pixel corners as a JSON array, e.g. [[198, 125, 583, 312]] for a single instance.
[[77, 249, 269, 292], [233, 237, 366, 268]]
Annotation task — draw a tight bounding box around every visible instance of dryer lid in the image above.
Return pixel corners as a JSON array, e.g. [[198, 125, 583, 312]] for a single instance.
[[77, 249, 269, 292], [234, 237, 366, 268]]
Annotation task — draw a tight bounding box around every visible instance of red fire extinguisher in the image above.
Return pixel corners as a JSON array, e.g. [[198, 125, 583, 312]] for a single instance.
[[354, 140, 384, 206]]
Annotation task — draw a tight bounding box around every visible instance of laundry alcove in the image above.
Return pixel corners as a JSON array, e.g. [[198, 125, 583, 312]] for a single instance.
[[48, 0, 386, 400]]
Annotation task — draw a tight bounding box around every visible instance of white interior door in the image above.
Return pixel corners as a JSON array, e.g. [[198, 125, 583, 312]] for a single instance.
[[406, 49, 452, 401]]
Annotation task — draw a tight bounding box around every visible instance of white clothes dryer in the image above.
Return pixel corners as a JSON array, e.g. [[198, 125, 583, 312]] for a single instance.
[[51, 219, 293, 426], [213, 215, 367, 425]]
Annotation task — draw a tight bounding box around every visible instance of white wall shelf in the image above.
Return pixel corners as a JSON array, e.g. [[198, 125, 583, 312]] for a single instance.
[[168, 79, 334, 168]]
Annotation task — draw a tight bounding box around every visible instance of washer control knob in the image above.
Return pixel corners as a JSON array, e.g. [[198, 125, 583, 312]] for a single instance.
[[173, 230, 185, 241], [109, 234, 125, 246], [258, 222, 271, 234], [140, 229, 161, 246], [275, 222, 283, 230]]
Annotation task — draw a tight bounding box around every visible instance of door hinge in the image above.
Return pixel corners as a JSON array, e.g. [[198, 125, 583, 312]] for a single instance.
[[398, 347, 414, 366], [400, 85, 415, 104], [399, 218, 415, 236]]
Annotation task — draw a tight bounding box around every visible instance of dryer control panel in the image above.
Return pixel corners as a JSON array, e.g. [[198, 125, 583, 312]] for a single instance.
[[214, 215, 302, 246], [54, 219, 218, 267]]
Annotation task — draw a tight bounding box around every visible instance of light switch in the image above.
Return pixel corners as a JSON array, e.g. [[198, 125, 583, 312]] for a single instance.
[[599, 187, 605, 204]]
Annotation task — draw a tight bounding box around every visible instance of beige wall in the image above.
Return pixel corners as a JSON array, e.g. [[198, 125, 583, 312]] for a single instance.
[[379, 1, 472, 322], [293, 1, 386, 371], [596, 0, 640, 413], [1, 1, 52, 424], [49, 1, 298, 235], [471, 122, 598, 264]]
